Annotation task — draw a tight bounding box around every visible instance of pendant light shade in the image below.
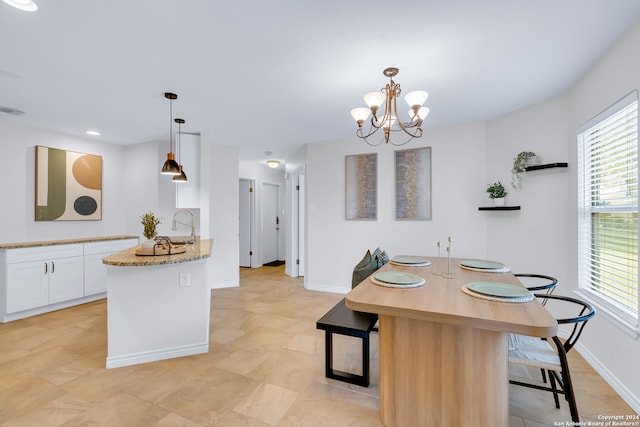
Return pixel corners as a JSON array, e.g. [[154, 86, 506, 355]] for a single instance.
[[161, 92, 181, 175], [173, 118, 188, 183]]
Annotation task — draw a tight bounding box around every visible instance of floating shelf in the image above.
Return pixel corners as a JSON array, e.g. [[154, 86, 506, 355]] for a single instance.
[[524, 162, 568, 171], [478, 206, 521, 211]]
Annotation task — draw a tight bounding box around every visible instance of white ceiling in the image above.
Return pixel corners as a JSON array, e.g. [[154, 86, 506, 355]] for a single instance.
[[2, 1, 640, 163]]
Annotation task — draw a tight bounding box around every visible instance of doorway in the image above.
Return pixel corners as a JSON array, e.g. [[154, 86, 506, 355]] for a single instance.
[[262, 182, 281, 265]]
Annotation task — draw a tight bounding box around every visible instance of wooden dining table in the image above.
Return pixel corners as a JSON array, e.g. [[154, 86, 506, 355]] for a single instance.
[[345, 257, 558, 427]]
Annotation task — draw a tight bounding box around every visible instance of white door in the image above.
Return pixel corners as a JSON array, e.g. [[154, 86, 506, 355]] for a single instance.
[[239, 179, 253, 267], [262, 182, 280, 265]]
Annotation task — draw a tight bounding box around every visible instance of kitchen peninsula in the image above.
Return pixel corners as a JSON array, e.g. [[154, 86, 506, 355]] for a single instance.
[[102, 238, 213, 369]]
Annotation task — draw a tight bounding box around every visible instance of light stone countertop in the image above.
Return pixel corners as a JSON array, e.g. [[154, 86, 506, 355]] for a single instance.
[[103, 238, 213, 267], [0, 235, 139, 249]]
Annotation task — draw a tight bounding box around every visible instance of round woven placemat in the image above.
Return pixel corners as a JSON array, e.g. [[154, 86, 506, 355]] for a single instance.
[[371, 276, 426, 288], [461, 284, 533, 303]]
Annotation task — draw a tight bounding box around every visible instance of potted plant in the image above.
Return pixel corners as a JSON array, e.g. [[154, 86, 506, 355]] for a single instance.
[[486, 181, 508, 206], [511, 151, 538, 190], [140, 211, 162, 248]]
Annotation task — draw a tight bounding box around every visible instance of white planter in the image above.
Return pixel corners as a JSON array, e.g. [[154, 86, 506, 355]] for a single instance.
[[493, 198, 505, 207], [141, 239, 156, 250]]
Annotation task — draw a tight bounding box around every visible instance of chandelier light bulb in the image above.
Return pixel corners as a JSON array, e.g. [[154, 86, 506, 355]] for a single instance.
[[2, 0, 38, 11], [404, 90, 429, 108], [363, 92, 386, 109], [408, 107, 430, 121], [350, 108, 371, 126]]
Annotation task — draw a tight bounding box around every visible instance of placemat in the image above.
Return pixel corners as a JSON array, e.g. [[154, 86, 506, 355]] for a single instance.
[[461, 284, 533, 303], [371, 276, 426, 288], [459, 264, 511, 273]]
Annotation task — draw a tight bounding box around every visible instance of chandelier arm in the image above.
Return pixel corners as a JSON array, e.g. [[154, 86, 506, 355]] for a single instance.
[[387, 128, 423, 146]]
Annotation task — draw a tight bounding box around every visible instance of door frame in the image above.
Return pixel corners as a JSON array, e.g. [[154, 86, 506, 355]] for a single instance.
[[292, 166, 305, 277], [239, 178, 255, 267]]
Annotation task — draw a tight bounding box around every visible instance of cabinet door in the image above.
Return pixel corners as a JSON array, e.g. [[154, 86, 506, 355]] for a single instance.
[[48, 256, 84, 304], [84, 253, 108, 295], [6, 261, 49, 313], [83, 239, 138, 296]]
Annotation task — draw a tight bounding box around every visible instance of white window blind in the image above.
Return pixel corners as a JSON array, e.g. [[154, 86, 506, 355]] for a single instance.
[[577, 91, 639, 326]]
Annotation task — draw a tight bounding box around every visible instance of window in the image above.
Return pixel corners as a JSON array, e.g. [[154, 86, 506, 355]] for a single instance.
[[577, 91, 639, 328]]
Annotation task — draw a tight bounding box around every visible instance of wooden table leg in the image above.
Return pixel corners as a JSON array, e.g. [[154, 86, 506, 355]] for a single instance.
[[379, 315, 509, 427]]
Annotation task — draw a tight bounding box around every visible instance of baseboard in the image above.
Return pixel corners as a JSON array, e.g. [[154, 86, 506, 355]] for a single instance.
[[2, 293, 106, 323], [209, 280, 239, 290], [572, 342, 640, 414], [304, 282, 349, 294], [106, 342, 209, 369]]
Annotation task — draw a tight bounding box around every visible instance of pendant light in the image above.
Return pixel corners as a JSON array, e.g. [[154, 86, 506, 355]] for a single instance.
[[161, 92, 181, 175], [172, 118, 188, 183]]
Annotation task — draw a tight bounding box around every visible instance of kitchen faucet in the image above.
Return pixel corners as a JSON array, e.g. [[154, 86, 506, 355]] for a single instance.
[[172, 209, 196, 244]]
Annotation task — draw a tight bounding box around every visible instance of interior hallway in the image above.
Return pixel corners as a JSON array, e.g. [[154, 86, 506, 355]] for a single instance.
[[0, 265, 634, 426]]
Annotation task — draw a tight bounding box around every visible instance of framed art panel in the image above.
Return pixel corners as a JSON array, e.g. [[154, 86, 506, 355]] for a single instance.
[[395, 147, 431, 220], [35, 145, 102, 221], [345, 153, 377, 220]]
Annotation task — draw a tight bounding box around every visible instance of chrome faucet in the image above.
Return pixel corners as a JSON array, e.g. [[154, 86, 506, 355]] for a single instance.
[[172, 209, 196, 244]]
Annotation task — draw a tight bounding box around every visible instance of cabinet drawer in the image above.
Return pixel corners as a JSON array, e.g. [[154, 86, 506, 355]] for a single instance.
[[84, 239, 138, 255], [6, 244, 83, 264]]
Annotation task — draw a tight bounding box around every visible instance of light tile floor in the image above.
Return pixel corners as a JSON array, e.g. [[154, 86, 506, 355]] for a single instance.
[[0, 265, 635, 426]]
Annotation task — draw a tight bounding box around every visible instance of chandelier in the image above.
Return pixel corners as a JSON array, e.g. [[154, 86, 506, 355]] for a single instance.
[[350, 67, 430, 146]]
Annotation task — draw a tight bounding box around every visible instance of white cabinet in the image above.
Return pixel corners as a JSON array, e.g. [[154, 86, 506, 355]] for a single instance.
[[1, 237, 138, 322], [84, 239, 138, 295], [6, 260, 49, 313], [5, 244, 84, 313]]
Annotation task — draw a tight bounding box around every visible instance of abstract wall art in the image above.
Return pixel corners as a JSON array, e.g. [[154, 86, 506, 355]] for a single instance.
[[345, 153, 377, 220], [395, 147, 431, 220], [35, 145, 102, 221]]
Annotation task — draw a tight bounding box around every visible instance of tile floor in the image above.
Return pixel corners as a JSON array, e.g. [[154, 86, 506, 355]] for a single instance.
[[0, 265, 635, 426]]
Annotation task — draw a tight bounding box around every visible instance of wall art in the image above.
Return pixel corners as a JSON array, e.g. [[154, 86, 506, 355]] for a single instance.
[[345, 153, 377, 220], [35, 145, 102, 221], [395, 147, 431, 220]]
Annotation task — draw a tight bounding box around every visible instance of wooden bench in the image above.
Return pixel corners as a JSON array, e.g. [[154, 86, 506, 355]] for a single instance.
[[316, 298, 378, 387]]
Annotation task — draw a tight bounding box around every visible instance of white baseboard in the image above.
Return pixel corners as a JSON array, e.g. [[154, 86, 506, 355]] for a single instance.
[[573, 342, 640, 415], [304, 282, 349, 294], [106, 342, 209, 369], [2, 293, 106, 323], [209, 280, 239, 289]]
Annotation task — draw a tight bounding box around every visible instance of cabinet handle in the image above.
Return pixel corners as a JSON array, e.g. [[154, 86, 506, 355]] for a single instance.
[[51, 261, 55, 274], [44, 262, 47, 274]]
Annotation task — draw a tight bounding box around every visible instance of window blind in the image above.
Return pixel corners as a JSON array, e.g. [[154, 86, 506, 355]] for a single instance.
[[577, 91, 639, 324]]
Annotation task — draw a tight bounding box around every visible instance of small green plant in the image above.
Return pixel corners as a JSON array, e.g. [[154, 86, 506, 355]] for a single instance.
[[486, 181, 507, 199], [511, 151, 537, 189], [140, 211, 162, 240]]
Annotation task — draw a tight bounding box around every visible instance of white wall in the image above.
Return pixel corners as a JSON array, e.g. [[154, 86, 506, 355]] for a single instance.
[[203, 140, 240, 289], [303, 122, 488, 293], [485, 95, 570, 283], [239, 160, 286, 267], [0, 119, 127, 243], [567, 22, 640, 411]]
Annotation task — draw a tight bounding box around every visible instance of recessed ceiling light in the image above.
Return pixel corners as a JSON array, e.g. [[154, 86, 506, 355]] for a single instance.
[[86, 130, 101, 136], [2, 0, 38, 12]]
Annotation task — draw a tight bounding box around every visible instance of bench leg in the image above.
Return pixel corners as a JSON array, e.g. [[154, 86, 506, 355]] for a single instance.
[[323, 330, 370, 387]]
